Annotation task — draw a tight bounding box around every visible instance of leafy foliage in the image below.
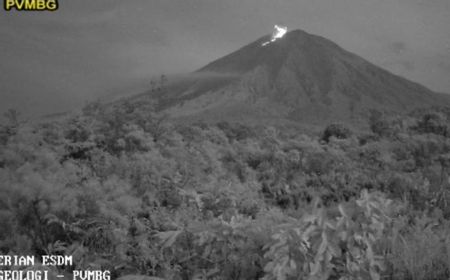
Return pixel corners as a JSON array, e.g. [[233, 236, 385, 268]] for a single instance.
[[263, 190, 395, 280], [321, 124, 352, 143], [2, 104, 450, 279]]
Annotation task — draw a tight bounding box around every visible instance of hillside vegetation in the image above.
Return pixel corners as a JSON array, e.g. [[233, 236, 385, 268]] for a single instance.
[[2, 101, 450, 280]]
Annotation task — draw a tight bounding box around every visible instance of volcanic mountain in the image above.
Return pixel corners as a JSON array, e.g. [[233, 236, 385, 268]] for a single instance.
[[136, 29, 448, 123]]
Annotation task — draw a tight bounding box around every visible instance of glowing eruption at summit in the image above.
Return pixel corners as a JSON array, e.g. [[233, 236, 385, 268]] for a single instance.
[[262, 25, 288, 46]]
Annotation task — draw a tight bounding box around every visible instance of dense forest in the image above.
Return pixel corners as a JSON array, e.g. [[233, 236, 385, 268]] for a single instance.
[[1, 99, 450, 280]]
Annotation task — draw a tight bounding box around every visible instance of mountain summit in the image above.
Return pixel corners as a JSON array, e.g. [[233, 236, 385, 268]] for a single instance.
[[141, 29, 447, 123]]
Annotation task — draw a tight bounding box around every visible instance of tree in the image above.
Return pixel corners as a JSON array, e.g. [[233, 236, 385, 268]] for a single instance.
[[150, 80, 157, 92], [415, 112, 448, 137], [321, 123, 352, 142], [369, 109, 391, 137], [159, 75, 168, 92], [0, 108, 21, 145], [3, 108, 20, 127]]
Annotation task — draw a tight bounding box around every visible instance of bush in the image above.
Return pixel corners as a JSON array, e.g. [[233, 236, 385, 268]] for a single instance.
[[5, 100, 450, 279], [321, 123, 352, 142], [414, 112, 449, 137], [388, 215, 450, 280], [217, 122, 255, 142], [369, 110, 392, 137], [263, 190, 397, 280]]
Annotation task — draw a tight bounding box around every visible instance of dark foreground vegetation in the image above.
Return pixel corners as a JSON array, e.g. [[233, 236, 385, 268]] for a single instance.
[[2, 101, 450, 280]]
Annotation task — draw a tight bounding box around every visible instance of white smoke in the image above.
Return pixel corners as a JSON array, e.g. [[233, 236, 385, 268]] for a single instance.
[[262, 25, 288, 46]]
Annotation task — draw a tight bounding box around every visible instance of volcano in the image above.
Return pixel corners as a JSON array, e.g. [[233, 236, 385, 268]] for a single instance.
[[137, 29, 449, 123]]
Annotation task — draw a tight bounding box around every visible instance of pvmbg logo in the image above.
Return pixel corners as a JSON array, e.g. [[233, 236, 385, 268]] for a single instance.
[[4, 0, 58, 11]]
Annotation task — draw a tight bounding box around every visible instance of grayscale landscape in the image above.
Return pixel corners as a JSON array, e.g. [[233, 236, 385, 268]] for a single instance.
[[1, 1, 450, 280]]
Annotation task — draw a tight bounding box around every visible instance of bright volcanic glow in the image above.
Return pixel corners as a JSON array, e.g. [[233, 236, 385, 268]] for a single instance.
[[262, 25, 288, 46]]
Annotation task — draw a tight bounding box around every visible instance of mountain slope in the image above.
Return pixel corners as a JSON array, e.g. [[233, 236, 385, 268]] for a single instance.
[[137, 29, 448, 123]]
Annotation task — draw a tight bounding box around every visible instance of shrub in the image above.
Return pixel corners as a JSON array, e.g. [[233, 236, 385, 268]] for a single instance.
[[388, 215, 450, 280], [217, 122, 255, 142], [263, 190, 397, 280], [414, 112, 449, 137], [0, 109, 21, 145], [321, 123, 352, 142], [369, 110, 392, 137]]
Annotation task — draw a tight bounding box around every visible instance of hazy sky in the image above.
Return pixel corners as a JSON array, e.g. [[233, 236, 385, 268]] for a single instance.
[[1, 0, 450, 117]]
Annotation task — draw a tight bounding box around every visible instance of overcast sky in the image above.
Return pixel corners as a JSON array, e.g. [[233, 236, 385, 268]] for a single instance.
[[1, 0, 449, 117]]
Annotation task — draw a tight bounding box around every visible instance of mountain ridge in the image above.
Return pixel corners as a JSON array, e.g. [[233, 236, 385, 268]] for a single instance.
[[132, 29, 448, 124]]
